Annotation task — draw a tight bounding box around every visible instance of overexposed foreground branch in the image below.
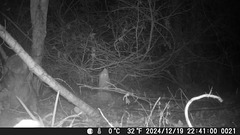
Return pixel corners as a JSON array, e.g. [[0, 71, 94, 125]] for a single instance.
[[184, 93, 223, 127]]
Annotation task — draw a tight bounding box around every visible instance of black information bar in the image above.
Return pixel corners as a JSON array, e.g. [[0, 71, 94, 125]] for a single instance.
[[1, 127, 238, 135]]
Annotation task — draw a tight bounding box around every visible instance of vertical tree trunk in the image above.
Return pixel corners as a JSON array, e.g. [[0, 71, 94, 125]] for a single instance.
[[30, 0, 49, 95]]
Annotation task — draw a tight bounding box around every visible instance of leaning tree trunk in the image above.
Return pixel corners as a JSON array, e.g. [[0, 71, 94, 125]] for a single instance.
[[0, 25, 101, 123]]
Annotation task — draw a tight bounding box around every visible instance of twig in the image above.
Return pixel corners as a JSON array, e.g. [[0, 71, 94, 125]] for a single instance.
[[184, 93, 223, 127]]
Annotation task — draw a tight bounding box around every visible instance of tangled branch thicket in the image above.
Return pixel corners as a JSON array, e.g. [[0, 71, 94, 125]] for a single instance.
[[43, 0, 189, 88]]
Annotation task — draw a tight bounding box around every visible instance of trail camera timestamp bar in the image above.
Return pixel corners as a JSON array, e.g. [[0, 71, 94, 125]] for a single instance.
[[94, 127, 238, 135]]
